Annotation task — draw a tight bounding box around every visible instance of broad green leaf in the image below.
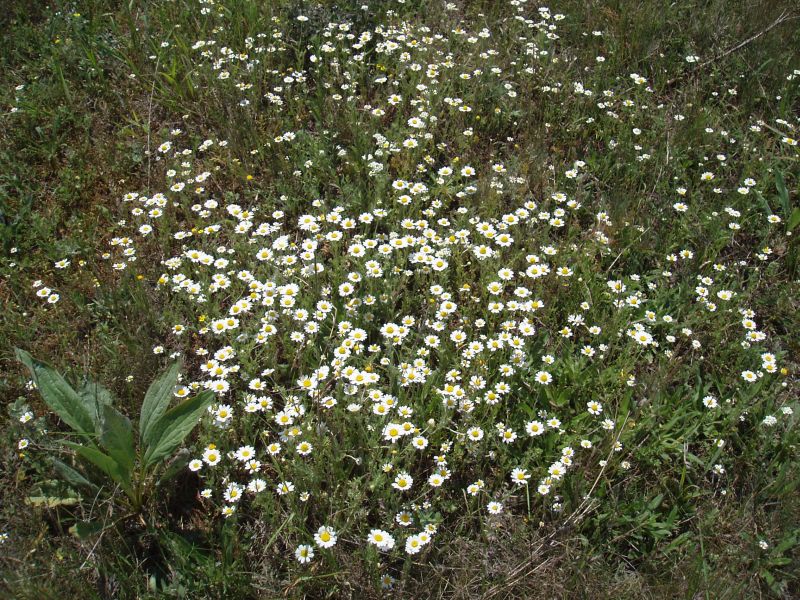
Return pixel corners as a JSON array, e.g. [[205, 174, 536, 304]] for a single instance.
[[157, 448, 189, 487], [143, 390, 214, 468], [78, 380, 114, 426], [7, 398, 29, 419], [788, 207, 800, 232], [549, 388, 569, 407], [140, 361, 181, 445], [761, 570, 776, 587], [16, 348, 95, 435], [51, 458, 99, 493], [63, 441, 133, 497], [70, 520, 104, 539], [619, 390, 631, 418], [775, 171, 790, 215], [99, 404, 135, 473]]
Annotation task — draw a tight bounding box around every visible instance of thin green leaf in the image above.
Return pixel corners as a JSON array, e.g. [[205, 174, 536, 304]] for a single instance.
[[143, 390, 214, 468], [140, 361, 181, 445], [99, 404, 136, 473], [264, 512, 294, 551], [755, 190, 772, 216], [16, 348, 95, 435]]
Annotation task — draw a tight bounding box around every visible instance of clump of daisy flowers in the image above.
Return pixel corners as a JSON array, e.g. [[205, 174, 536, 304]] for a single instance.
[[76, 0, 797, 576]]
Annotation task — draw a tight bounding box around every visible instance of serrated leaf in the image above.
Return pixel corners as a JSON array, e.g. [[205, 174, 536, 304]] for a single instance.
[[99, 404, 135, 473], [140, 361, 181, 445], [143, 390, 214, 468], [63, 441, 133, 497], [51, 457, 99, 492], [16, 349, 95, 435]]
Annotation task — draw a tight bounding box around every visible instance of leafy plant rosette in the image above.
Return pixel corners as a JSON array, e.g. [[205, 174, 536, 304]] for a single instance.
[[16, 349, 213, 532]]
